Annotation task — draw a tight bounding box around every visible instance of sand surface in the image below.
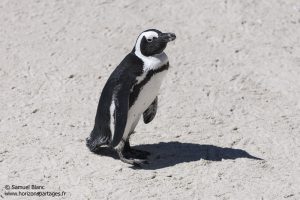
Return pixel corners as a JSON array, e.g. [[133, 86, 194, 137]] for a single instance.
[[1, 0, 300, 199]]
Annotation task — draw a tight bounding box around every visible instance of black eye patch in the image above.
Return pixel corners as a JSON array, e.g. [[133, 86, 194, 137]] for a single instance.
[[140, 36, 167, 56], [147, 37, 158, 43]]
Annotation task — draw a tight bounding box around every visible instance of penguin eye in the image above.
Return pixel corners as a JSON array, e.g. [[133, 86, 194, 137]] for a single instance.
[[146, 38, 153, 42]]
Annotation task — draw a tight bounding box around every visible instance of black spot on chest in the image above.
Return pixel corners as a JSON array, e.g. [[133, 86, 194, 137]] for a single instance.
[[129, 63, 169, 108]]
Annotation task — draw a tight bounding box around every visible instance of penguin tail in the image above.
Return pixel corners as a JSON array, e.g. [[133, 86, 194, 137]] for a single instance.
[[86, 136, 98, 152], [86, 128, 110, 152]]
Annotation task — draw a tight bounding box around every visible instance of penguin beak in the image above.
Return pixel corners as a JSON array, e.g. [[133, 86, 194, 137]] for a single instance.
[[159, 32, 176, 42]]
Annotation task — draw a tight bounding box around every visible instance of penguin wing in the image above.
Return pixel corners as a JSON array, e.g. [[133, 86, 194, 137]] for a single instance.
[[143, 96, 158, 124], [110, 85, 131, 147]]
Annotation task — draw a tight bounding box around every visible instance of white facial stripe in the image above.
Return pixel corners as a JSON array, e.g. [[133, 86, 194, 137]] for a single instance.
[[142, 31, 158, 40]]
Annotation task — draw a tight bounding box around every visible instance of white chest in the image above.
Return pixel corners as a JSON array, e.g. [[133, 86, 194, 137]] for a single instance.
[[129, 52, 169, 115], [129, 70, 167, 115]]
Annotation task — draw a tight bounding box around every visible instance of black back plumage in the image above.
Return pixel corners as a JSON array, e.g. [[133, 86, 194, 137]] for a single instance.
[[86, 52, 143, 151]]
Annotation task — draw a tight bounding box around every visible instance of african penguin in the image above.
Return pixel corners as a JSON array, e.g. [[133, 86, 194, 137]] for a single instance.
[[86, 29, 176, 166]]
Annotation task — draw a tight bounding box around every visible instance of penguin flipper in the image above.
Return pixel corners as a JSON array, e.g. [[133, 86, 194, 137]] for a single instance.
[[110, 86, 131, 147], [143, 96, 158, 124]]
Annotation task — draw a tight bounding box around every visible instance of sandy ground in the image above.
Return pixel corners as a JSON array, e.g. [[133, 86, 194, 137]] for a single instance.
[[1, 0, 300, 199]]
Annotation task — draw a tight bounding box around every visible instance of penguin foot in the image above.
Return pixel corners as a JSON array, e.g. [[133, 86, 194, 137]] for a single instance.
[[117, 150, 148, 166]]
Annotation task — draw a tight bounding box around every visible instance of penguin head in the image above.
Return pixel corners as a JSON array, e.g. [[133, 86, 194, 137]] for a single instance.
[[134, 29, 176, 57]]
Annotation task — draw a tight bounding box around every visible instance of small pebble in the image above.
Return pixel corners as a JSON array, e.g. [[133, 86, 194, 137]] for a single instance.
[[32, 109, 38, 114], [284, 194, 294, 198]]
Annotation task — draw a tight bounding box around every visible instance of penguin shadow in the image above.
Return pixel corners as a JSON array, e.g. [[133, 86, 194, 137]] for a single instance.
[[92, 142, 262, 170], [132, 142, 262, 170]]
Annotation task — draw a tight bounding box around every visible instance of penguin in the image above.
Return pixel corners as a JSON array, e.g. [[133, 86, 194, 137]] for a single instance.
[[86, 29, 176, 165]]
